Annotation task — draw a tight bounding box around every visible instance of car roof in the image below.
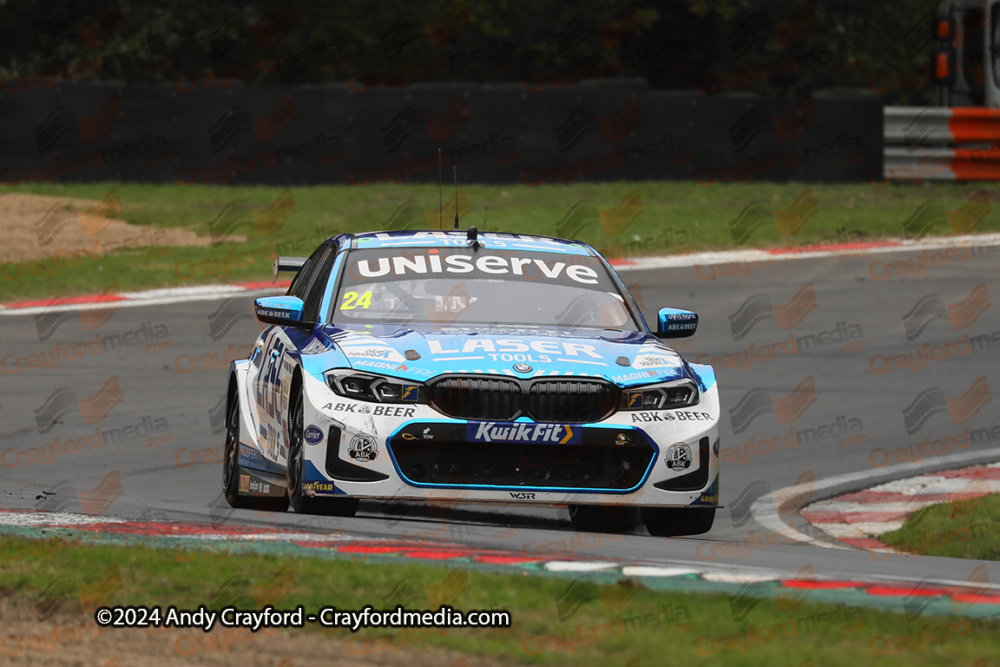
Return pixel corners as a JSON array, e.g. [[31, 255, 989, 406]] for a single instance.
[[343, 230, 595, 257]]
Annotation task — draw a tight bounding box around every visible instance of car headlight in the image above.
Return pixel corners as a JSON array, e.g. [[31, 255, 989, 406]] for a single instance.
[[326, 371, 424, 404], [621, 379, 699, 410]]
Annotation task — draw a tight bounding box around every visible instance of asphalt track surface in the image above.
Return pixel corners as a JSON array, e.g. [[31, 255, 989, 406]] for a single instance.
[[2, 244, 999, 588]]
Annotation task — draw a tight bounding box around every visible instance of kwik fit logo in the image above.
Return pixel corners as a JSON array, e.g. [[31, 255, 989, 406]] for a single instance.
[[468, 422, 580, 444]]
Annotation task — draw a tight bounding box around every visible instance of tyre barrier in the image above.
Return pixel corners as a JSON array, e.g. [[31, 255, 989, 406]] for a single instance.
[[884, 106, 1000, 182]]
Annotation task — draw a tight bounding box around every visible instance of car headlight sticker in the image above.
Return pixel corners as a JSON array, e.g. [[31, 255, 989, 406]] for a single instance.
[[326, 371, 423, 404], [621, 378, 699, 411]]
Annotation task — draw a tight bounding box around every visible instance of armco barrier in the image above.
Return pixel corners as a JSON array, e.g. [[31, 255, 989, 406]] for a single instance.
[[0, 81, 882, 186], [884, 106, 1000, 181]]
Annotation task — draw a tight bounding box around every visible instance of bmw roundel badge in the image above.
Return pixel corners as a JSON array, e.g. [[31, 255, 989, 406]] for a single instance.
[[513, 363, 532, 373]]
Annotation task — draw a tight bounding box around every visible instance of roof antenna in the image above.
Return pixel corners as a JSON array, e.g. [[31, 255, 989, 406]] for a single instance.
[[437, 148, 443, 230], [453, 166, 459, 230]]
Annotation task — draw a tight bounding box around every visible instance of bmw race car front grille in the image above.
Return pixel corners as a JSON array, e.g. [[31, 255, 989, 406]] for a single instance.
[[426, 375, 620, 422], [427, 377, 522, 420], [526, 380, 619, 422]]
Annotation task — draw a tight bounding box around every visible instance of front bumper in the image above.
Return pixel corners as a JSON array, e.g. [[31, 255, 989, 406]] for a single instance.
[[247, 371, 721, 508]]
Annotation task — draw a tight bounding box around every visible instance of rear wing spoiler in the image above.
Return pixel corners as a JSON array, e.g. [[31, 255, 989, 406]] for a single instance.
[[272, 256, 307, 283]]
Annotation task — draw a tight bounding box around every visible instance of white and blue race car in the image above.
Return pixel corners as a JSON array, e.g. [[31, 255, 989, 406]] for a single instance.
[[223, 229, 720, 536]]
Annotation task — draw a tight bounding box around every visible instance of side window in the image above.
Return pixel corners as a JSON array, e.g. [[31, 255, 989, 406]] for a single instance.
[[289, 246, 325, 301], [301, 247, 336, 323]]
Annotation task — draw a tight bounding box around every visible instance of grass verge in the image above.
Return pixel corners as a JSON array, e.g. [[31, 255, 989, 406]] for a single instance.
[[1, 535, 999, 665], [2, 181, 998, 301], [880, 494, 1000, 560]]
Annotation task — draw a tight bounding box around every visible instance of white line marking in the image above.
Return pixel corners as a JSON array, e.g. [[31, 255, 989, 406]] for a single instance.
[[544, 561, 620, 572], [701, 572, 780, 584], [0, 512, 127, 526], [621, 566, 701, 578]]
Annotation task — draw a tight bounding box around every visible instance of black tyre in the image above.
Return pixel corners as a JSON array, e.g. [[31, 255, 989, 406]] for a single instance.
[[223, 383, 252, 509], [223, 382, 289, 512], [642, 507, 716, 537], [568, 504, 632, 533], [287, 381, 358, 517]]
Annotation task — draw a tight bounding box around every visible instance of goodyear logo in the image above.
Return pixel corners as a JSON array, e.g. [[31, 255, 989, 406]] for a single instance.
[[401, 385, 419, 402], [302, 482, 336, 492], [625, 391, 643, 409], [468, 422, 580, 444]]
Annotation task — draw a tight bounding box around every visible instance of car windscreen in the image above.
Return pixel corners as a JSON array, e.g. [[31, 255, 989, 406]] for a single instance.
[[329, 247, 639, 330]]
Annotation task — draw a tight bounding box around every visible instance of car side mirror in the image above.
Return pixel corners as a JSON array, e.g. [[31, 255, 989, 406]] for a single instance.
[[656, 308, 698, 339], [254, 296, 306, 326]]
